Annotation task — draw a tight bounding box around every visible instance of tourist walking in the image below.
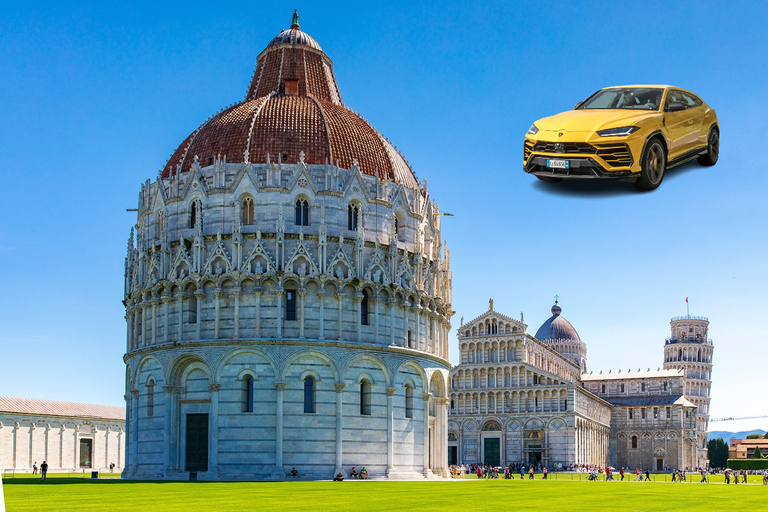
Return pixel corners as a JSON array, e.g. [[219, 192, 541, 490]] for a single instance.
[[40, 461, 48, 481], [32, 462, 38, 475], [644, 469, 650, 481], [529, 467, 534, 480]]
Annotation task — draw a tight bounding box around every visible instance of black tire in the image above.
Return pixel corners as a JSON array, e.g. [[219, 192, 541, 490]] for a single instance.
[[633, 138, 666, 190], [536, 175, 563, 183], [697, 128, 719, 166]]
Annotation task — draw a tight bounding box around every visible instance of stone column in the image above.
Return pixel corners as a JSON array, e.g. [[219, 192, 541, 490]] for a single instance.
[[175, 292, 184, 343], [29, 424, 34, 468], [129, 391, 139, 475], [232, 287, 242, 339], [151, 300, 158, 345], [372, 297, 380, 342], [413, 305, 421, 350], [318, 289, 326, 339], [126, 313, 133, 351], [298, 289, 306, 338], [141, 303, 147, 347], [422, 393, 431, 476], [336, 292, 344, 340], [354, 293, 363, 341], [208, 383, 220, 478], [162, 386, 178, 475], [162, 295, 173, 343], [254, 289, 262, 337], [194, 290, 205, 340], [403, 302, 410, 347], [274, 382, 285, 479], [334, 383, 345, 476], [388, 299, 396, 345], [213, 288, 223, 339], [386, 387, 396, 475], [276, 289, 284, 338]]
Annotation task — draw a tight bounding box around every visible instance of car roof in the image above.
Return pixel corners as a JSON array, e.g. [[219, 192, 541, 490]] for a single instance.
[[603, 85, 672, 89]]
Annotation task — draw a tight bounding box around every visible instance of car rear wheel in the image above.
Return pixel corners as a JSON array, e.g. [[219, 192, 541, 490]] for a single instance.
[[697, 128, 719, 166], [536, 175, 563, 183], [634, 139, 666, 190]]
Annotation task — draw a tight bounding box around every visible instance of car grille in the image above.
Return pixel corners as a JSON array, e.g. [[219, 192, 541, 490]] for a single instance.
[[524, 140, 534, 161], [533, 141, 596, 154], [594, 143, 632, 167]]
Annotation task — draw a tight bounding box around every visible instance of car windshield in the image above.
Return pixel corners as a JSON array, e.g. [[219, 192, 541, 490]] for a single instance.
[[578, 88, 664, 111]]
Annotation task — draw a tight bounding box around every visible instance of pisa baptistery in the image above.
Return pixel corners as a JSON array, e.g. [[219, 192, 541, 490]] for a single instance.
[[122, 13, 452, 480]]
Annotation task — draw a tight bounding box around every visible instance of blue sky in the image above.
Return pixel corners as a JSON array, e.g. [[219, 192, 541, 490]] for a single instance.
[[1, 1, 766, 432]]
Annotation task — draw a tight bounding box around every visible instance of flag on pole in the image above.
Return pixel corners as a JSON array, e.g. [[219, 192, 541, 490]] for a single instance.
[[685, 297, 689, 303]]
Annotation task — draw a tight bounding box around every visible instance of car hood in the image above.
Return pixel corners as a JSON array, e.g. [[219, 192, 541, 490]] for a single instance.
[[535, 110, 660, 133]]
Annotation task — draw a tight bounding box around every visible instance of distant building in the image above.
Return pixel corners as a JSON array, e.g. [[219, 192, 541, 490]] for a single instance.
[[729, 438, 768, 459], [0, 397, 125, 472], [448, 301, 712, 471]]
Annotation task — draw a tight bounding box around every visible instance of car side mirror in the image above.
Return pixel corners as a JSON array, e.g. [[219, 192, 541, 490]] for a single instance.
[[667, 101, 686, 112]]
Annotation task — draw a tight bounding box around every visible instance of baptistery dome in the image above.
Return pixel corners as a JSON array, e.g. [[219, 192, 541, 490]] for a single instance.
[[162, 11, 417, 189], [534, 301, 587, 372], [122, 13, 451, 482]]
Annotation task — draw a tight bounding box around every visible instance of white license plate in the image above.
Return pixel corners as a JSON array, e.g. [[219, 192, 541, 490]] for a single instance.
[[547, 159, 570, 169]]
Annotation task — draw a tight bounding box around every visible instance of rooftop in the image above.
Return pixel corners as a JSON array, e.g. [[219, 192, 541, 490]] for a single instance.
[[0, 397, 125, 421], [581, 368, 684, 381]]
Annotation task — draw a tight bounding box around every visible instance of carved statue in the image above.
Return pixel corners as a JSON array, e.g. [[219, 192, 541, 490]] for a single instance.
[[298, 263, 307, 276], [254, 260, 264, 274], [489, 298, 494, 310]]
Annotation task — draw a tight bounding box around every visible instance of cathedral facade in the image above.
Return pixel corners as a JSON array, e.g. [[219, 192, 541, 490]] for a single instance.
[[123, 13, 451, 481], [448, 302, 712, 471]]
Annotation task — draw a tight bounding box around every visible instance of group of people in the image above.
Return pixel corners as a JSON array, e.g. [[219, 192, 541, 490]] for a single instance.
[[332, 466, 369, 481], [32, 461, 49, 481]]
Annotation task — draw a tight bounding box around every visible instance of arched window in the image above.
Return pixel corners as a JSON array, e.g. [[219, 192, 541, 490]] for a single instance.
[[295, 199, 309, 226], [641, 382, 646, 392], [188, 293, 198, 324], [242, 197, 254, 225], [360, 379, 372, 415], [146, 379, 155, 417], [361, 290, 369, 325], [243, 376, 254, 413], [620, 383, 625, 393], [348, 203, 359, 231], [286, 287, 297, 321], [407, 329, 413, 348], [663, 381, 668, 392], [304, 376, 315, 413], [601, 384, 606, 394], [631, 435, 638, 449], [190, 200, 201, 229]]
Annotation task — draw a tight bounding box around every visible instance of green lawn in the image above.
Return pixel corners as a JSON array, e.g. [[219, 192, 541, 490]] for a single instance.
[[3, 473, 766, 512]]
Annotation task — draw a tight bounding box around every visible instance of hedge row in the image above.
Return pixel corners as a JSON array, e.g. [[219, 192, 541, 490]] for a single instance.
[[726, 459, 768, 470]]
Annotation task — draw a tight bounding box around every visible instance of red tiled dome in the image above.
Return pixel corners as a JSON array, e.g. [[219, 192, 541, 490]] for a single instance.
[[162, 14, 418, 190]]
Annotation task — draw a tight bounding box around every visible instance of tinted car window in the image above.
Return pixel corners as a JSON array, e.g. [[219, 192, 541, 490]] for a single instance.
[[680, 92, 703, 108], [664, 89, 686, 110], [580, 88, 663, 110]]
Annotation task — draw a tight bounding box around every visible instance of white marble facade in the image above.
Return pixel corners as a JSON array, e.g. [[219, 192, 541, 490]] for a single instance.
[[0, 398, 125, 472], [449, 304, 712, 471]]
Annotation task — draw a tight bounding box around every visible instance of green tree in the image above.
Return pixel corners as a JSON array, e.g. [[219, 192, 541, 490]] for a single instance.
[[746, 434, 763, 439], [707, 438, 728, 468], [754, 446, 764, 459]]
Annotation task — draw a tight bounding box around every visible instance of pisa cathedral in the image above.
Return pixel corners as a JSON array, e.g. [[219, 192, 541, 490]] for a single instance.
[[123, 13, 451, 480], [448, 302, 713, 471]]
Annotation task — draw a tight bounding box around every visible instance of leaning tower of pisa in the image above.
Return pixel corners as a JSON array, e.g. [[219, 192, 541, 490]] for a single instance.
[[662, 314, 713, 467]]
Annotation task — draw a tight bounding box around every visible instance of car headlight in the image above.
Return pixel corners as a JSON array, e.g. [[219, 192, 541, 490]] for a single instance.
[[527, 124, 539, 135], [597, 126, 640, 137]]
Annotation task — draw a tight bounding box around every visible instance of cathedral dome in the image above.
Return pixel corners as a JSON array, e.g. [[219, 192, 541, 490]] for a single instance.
[[534, 302, 581, 344], [161, 12, 418, 190]]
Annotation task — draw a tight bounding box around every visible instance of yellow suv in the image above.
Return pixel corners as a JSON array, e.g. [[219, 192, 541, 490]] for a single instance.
[[524, 85, 719, 190]]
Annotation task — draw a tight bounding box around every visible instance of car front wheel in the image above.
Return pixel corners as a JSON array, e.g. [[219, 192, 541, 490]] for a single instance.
[[634, 139, 666, 190], [697, 128, 719, 166]]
